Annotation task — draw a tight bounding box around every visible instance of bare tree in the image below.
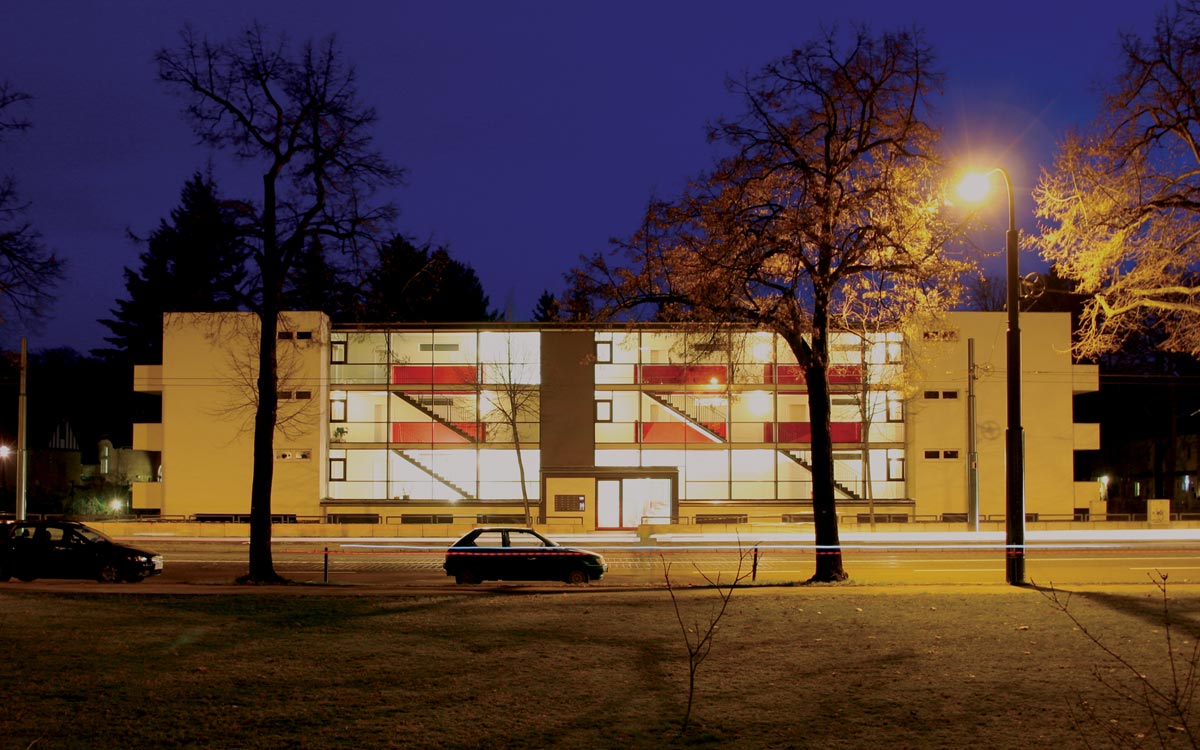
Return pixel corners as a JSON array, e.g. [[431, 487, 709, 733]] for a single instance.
[[481, 333, 540, 524], [157, 24, 402, 582], [1035, 1, 1200, 359], [661, 545, 753, 734], [575, 27, 971, 582], [963, 273, 1007, 312], [1042, 574, 1200, 748], [0, 80, 64, 326]]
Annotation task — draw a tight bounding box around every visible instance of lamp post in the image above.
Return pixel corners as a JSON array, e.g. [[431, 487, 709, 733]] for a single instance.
[[0, 445, 8, 513], [958, 167, 1025, 586]]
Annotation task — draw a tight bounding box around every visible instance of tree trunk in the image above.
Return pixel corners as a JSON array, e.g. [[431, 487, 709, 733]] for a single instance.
[[802, 299, 848, 582], [512, 394, 531, 526], [243, 172, 284, 584], [245, 306, 283, 583]]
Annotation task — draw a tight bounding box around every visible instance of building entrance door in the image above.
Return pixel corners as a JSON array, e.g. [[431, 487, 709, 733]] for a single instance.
[[596, 477, 673, 529], [597, 480, 622, 529]]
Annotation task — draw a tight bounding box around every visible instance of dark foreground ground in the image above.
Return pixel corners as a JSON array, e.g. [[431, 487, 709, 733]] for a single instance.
[[2, 580, 1198, 749]]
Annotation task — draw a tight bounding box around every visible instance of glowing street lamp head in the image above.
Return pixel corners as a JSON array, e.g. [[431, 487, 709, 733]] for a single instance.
[[0, 445, 9, 459], [956, 171, 995, 203]]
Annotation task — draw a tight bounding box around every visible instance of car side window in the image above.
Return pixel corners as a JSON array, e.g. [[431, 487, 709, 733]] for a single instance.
[[507, 531, 543, 548], [473, 531, 503, 548], [44, 527, 66, 546]]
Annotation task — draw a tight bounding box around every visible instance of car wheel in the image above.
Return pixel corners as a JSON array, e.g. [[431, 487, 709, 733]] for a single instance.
[[97, 562, 121, 583], [565, 568, 589, 585], [123, 572, 145, 583], [455, 569, 481, 585]]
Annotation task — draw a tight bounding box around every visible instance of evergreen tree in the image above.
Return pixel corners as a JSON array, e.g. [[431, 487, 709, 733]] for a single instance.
[[96, 172, 248, 364], [531, 290, 561, 322], [360, 235, 494, 322], [282, 238, 358, 322]]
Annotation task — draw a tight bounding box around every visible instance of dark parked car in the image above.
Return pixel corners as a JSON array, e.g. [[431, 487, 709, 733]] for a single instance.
[[444, 527, 608, 585], [0, 520, 164, 583]]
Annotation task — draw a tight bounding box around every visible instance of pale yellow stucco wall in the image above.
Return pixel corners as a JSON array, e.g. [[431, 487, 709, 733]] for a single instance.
[[907, 311, 1094, 520], [156, 311, 329, 519]]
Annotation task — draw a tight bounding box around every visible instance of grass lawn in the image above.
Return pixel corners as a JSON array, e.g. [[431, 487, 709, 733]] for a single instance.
[[1, 582, 1198, 749]]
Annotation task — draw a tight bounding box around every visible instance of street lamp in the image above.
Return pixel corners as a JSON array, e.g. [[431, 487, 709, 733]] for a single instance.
[[0, 444, 8, 512], [958, 167, 1026, 586]]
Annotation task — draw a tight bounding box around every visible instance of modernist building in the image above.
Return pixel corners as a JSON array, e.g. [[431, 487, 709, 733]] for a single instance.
[[131, 311, 1100, 530]]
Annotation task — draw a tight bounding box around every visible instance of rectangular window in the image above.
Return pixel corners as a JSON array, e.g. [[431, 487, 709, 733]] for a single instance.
[[595, 399, 613, 422], [943, 450, 960, 459], [595, 341, 613, 363], [942, 391, 959, 399], [886, 340, 903, 363], [278, 391, 292, 401], [922, 330, 959, 342], [332, 341, 347, 364], [296, 331, 313, 340], [331, 392, 347, 422], [923, 450, 940, 459], [278, 331, 294, 340], [886, 391, 903, 422], [923, 391, 940, 399], [887, 450, 905, 480], [329, 458, 346, 481], [419, 343, 460, 352]]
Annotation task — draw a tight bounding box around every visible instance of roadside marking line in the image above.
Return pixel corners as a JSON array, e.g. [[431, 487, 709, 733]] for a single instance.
[[915, 569, 999, 573], [1129, 566, 1200, 571]]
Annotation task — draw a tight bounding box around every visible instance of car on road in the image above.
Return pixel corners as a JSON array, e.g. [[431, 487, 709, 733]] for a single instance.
[[0, 520, 164, 583], [444, 527, 608, 585]]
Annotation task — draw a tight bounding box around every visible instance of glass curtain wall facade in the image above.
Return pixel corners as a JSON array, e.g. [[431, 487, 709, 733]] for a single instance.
[[328, 329, 540, 503], [593, 330, 906, 505], [325, 325, 905, 511]]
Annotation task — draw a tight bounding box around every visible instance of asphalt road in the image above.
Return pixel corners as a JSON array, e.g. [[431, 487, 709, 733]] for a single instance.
[[91, 535, 1200, 590]]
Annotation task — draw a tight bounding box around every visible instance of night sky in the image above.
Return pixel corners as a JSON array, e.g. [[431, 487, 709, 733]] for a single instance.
[[0, 1, 1159, 352]]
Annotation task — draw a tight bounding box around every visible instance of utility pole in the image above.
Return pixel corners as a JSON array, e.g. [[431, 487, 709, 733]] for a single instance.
[[16, 337, 27, 520], [967, 338, 979, 531]]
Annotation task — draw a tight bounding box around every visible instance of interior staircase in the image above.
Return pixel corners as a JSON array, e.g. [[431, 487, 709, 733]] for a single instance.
[[643, 391, 863, 501], [393, 391, 479, 442], [781, 450, 862, 500], [392, 449, 477, 500], [644, 392, 727, 442]]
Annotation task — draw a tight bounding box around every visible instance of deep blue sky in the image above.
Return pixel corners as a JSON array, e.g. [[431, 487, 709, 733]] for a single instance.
[[0, 1, 1160, 352]]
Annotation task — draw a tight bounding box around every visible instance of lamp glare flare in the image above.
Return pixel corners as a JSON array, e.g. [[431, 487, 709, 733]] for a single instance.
[[956, 172, 994, 204]]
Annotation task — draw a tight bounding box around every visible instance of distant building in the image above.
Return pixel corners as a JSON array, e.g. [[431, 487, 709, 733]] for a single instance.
[[131, 311, 1099, 528]]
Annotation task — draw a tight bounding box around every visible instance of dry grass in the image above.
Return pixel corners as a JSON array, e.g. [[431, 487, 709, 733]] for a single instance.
[[1, 583, 1198, 749]]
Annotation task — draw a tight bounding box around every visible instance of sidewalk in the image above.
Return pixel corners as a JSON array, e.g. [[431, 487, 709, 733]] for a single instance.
[[112, 527, 1200, 549]]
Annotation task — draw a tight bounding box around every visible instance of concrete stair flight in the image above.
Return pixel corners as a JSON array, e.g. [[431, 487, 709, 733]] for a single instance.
[[392, 449, 477, 500]]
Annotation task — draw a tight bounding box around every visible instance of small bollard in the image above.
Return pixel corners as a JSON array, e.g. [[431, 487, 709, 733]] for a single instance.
[[752, 546, 759, 581], [323, 546, 329, 583]]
